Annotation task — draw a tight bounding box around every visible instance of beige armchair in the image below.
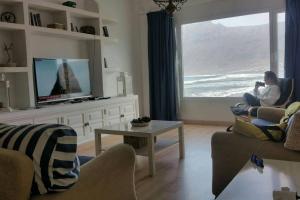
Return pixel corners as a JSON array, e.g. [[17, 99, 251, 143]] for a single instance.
[[0, 144, 137, 200]]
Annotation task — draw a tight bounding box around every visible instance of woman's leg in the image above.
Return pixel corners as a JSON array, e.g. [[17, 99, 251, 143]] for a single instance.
[[243, 93, 261, 106]]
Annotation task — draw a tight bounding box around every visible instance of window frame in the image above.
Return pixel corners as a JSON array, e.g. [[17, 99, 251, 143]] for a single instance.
[[176, 9, 285, 100]]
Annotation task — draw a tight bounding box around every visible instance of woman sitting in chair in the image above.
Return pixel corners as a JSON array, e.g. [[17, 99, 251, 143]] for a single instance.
[[244, 71, 281, 107]]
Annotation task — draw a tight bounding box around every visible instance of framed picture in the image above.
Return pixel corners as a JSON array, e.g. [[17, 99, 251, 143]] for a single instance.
[[102, 26, 109, 37]]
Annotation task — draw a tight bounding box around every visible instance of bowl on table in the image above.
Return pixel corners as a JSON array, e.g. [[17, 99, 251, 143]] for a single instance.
[[130, 117, 151, 127]]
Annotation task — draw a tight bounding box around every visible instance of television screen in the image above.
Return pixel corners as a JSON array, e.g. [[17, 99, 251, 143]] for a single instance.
[[33, 58, 91, 104]]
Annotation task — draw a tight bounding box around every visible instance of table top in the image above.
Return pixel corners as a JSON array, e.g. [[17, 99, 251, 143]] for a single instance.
[[95, 120, 183, 137], [217, 159, 300, 200]]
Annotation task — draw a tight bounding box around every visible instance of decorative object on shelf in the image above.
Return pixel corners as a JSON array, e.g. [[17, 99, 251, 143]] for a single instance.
[[62, 1, 77, 8], [70, 22, 74, 31], [131, 117, 151, 127], [104, 57, 108, 68], [153, 0, 187, 15], [75, 26, 79, 32], [0, 73, 13, 112], [0, 42, 16, 67], [47, 23, 65, 30], [0, 12, 16, 23], [120, 72, 133, 96], [102, 26, 109, 37], [30, 12, 42, 26], [80, 26, 96, 35]]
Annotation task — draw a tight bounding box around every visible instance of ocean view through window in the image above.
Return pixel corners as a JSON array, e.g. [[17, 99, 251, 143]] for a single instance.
[[182, 13, 271, 97]]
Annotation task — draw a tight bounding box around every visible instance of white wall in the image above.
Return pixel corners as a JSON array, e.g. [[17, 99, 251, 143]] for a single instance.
[[97, 0, 144, 114], [138, 0, 285, 123]]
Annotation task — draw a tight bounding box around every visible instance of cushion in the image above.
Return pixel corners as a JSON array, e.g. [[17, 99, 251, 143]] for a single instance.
[[233, 117, 285, 142], [0, 124, 80, 195], [285, 112, 300, 151], [251, 119, 276, 127]]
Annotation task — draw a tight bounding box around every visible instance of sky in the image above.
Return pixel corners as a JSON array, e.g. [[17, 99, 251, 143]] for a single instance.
[[212, 12, 285, 27]]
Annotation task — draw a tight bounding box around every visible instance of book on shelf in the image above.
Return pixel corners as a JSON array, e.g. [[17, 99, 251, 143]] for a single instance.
[[30, 13, 42, 27]]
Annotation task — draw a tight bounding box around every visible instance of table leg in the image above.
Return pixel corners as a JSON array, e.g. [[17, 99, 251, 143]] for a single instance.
[[95, 132, 102, 156], [179, 126, 185, 159], [147, 135, 155, 177]]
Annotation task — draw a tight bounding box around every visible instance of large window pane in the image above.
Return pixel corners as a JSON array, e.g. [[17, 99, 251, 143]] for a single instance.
[[278, 12, 285, 78], [182, 13, 270, 97]]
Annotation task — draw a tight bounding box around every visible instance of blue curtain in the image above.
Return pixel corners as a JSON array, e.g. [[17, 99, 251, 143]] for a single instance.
[[285, 0, 300, 101], [147, 11, 178, 120]]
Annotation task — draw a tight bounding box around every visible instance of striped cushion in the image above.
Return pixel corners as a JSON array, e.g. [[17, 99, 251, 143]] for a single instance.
[[0, 124, 80, 195]]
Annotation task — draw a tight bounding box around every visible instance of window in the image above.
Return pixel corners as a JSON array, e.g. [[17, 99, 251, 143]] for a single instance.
[[182, 13, 271, 97], [278, 12, 285, 78]]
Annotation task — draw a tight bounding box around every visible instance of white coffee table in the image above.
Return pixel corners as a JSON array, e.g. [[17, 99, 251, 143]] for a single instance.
[[216, 159, 300, 200], [95, 120, 184, 176]]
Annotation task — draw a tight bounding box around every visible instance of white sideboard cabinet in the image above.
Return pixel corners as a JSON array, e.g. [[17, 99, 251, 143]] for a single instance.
[[0, 96, 139, 144]]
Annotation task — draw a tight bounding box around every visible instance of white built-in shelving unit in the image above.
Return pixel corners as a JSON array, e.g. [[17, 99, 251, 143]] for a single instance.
[[0, 0, 118, 109]]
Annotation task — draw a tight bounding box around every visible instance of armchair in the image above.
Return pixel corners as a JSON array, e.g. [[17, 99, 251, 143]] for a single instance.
[[212, 106, 300, 197], [0, 144, 137, 200]]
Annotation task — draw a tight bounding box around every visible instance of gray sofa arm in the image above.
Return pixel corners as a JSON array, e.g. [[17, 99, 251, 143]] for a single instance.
[[33, 144, 137, 200], [0, 148, 34, 200], [211, 132, 263, 197]]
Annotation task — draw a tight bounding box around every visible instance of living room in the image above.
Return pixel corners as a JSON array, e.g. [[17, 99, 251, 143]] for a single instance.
[[1, 0, 300, 199]]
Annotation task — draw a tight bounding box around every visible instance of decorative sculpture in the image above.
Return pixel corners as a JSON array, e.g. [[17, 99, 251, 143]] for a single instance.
[[0, 42, 16, 67]]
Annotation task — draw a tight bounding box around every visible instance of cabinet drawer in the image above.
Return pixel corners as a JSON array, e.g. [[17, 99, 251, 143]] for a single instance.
[[8, 119, 34, 125], [64, 113, 84, 126], [86, 109, 103, 122], [34, 116, 60, 124]]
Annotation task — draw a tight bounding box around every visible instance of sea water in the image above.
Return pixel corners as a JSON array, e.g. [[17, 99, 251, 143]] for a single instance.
[[184, 73, 264, 97]]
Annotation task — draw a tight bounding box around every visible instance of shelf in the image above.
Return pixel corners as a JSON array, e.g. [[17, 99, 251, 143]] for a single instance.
[[0, 67, 29, 73], [101, 36, 118, 43], [28, 0, 100, 19], [0, 0, 23, 5], [104, 67, 121, 73], [30, 26, 101, 40], [102, 18, 118, 25], [134, 139, 178, 156], [28, 0, 66, 12], [0, 22, 25, 31], [68, 8, 100, 19]]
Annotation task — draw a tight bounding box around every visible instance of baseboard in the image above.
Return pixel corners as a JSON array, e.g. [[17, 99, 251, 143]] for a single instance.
[[183, 120, 233, 126]]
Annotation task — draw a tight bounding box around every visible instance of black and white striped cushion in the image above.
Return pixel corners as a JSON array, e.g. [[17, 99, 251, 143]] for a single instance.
[[0, 123, 80, 195]]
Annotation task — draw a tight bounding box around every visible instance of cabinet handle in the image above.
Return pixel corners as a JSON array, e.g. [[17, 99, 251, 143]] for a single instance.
[[84, 122, 90, 127], [120, 114, 125, 118]]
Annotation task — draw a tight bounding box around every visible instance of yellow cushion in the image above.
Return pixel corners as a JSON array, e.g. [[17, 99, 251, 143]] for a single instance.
[[233, 117, 286, 141], [280, 102, 300, 124]]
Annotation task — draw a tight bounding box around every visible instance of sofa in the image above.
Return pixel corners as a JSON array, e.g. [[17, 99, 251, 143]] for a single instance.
[[0, 144, 137, 200], [211, 107, 300, 197]]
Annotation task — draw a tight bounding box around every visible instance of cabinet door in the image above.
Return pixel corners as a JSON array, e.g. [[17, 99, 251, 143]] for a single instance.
[[122, 114, 135, 123], [104, 105, 121, 119], [63, 113, 85, 141], [84, 109, 103, 138], [121, 102, 136, 116], [104, 118, 121, 126], [86, 122, 103, 140]]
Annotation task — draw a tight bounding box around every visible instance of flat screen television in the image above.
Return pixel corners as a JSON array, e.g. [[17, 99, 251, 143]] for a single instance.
[[33, 58, 92, 104]]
